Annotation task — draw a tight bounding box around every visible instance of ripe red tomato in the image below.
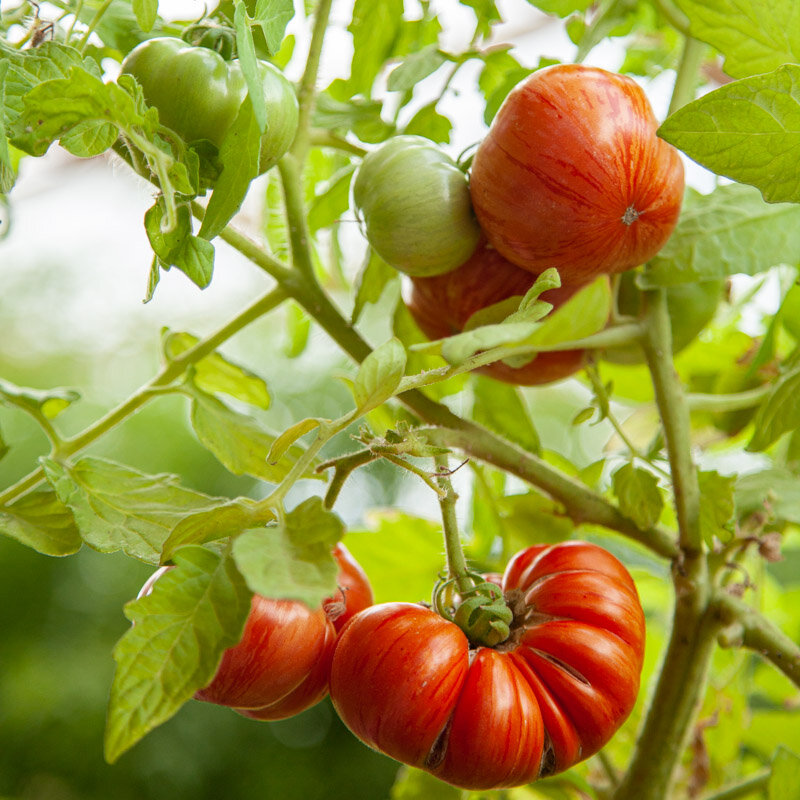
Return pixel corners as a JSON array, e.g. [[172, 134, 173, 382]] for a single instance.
[[140, 543, 372, 720], [329, 541, 645, 790], [469, 64, 684, 284], [405, 239, 587, 385]]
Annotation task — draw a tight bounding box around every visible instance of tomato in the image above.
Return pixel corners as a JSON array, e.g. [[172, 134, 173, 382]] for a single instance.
[[121, 37, 298, 174], [405, 239, 587, 385], [603, 273, 724, 365], [353, 135, 481, 277], [469, 64, 684, 284], [139, 543, 372, 720], [329, 541, 645, 790]]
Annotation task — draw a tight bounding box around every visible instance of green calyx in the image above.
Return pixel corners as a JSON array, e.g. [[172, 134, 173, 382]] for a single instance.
[[434, 572, 513, 648]]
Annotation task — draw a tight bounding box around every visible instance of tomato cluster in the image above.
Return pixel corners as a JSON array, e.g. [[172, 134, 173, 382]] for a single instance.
[[355, 63, 690, 385]]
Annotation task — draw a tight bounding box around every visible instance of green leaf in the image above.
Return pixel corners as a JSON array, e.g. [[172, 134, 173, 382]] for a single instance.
[[659, 65, 800, 205], [251, 0, 296, 56], [390, 766, 463, 800], [478, 48, 532, 124], [189, 389, 316, 482], [736, 467, 800, 525], [313, 93, 394, 143], [387, 45, 446, 92], [0, 488, 82, 557], [697, 469, 736, 546], [0, 378, 80, 419], [769, 747, 800, 800], [232, 498, 342, 607], [163, 331, 271, 409], [307, 165, 355, 233], [525, 0, 593, 15], [0, 61, 16, 194], [144, 200, 215, 289], [160, 497, 271, 563], [104, 546, 252, 763], [268, 418, 322, 466], [403, 101, 453, 144], [41, 457, 224, 564], [497, 492, 574, 550], [675, 0, 800, 79], [199, 99, 262, 241], [132, 0, 158, 31], [342, 0, 404, 98], [353, 338, 407, 412], [747, 366, 800, 452], [642, 184, 800, 287], [612, 463, 664, 531], [234, 1, 268, 131], [351, 249, 399, 323], [471, 375, 540, 454], [459, 0, 501, 37]]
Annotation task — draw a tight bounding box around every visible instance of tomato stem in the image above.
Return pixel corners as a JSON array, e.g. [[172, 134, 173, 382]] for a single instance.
[[434, 454, 472, 595]]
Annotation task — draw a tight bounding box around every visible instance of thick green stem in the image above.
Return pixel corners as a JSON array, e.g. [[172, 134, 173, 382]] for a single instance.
[[279, 155, 317, 283], [668, 35, 706, 116], [434, 454, 471, 593], [701, 769, 771, 800]]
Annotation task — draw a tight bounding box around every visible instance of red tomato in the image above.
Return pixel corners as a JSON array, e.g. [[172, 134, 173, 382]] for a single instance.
[[140, 544, 373, 720], [329, 541, 645, 790], [469, 64, 684, 284], [405, 239, 588, 385]]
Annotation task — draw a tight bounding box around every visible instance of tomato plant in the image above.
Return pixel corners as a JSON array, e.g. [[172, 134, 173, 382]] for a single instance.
[[329, 541, 645, 790], [352, 135, 481, 276], [2, 2, 800, 800], [121, 36, 298, 174], [406, 239, 588, 384], [469, 64, 685, 285]]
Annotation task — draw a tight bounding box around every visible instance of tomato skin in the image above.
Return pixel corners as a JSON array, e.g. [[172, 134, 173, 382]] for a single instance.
[[329, 541, 645, 790], [405, 239, 587, 385], [121, 37, 298, 174], [353, 135, 481, 277], [139, 543, 372, 720], [469, 64, 684, 283]]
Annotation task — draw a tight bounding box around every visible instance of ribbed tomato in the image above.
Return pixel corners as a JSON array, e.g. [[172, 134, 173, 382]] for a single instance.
[[329, 541, 645, 790], [139, 543, 372, 720], [469, 64, 684, 284], [405, 239, 587, 385]]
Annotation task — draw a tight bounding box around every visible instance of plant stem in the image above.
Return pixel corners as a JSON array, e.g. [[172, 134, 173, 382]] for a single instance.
[[279, 155, 317, 283], [700, 769, 771, 800], [435, 454, 472, 593], [0, 287, 288, 507], [686, 385, 771, 414], [668, 35, 706, 115]]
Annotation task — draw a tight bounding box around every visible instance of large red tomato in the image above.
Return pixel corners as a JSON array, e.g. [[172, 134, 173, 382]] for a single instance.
[[139, 543, 373, 720], [329, 541, 645, 790], [469, 64, 684, 284], [405, 239, 588, 385]]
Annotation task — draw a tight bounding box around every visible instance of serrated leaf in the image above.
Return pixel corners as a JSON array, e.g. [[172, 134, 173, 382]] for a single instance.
[[190, 389, 316, 482], [659, 65, 800, 204], [160, 497, 271, 563], [676, 0, 800, 79], [612, 463, 664, 531], [268, 418, 322, 466], [353, 338, 407, 412], [478, 48, 532, 124], [199, 99, 262, 241], [234, 1, 268, 131], [746, 366, 800, 452], [642, 184, 800, 287], [698, 469, 736, 546], [163, 331, 270, 409], [0, 378, 80, 418], [313, 93, 394, 143], [104, 546, 251, 763], [472, 375, 540, 454], [41, 457, 224, 564], [232, 498, 343, 607], [403, 101, 452, 143], [252, 0, 296, 56], [0, 488, 81, 557]]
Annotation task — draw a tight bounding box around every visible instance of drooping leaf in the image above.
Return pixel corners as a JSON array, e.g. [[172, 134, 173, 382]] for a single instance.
[[132, 0, 158, 31], [351, 249, 399, 323], [697, 469, 736, 546], [353, 338, 407, 413], [387, 45, 447, 92], [612, 463, 665, 532], [0, 378, 80, 419], [41, 456, 223, 564], [769, 746, 800, 800], [659, 65, 800, 205], [0, 488, 81, 557], [747, 366, 800, 452], [104, 546, 251, 763], [251, 0, 296, 55]]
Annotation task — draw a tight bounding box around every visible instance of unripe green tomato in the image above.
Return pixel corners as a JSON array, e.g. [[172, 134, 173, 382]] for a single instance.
[[353, 135, 481, 277], [603, 273, 724, 365], [121, 37, 298, 174]]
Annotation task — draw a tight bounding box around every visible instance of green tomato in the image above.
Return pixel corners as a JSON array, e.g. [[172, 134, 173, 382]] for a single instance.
[[121, 37, 298, 174], [352, 135, 481, 277], [603, 273, 724, 365]]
